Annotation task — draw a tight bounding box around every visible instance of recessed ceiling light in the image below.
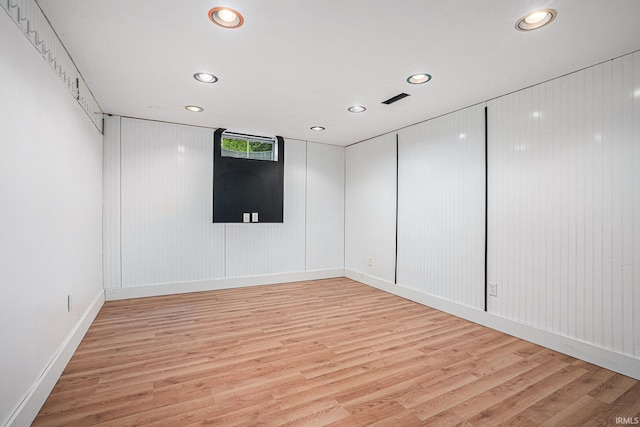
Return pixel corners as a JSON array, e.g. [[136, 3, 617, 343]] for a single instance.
[[311, 126, 325, 131], [407, 73, 432, 85], [516, 9, 557, 31], [209, 7, 244, 29], [193, 73, 218, 83], [348, 105, 366, 113], [185, 105, 204, 112]]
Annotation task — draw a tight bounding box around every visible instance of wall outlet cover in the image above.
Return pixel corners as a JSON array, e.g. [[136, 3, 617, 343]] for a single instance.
[[488, 282, 498, 297]]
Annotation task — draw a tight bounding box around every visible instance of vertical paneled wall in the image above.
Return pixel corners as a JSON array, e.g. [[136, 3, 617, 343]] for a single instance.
[[103, 116, 121, 289], [343, 51, 640, 372], [120, 118, 225, 287], [345, 133, 397, 282], [488, 52, 640, 357], [103, 117, 345, 290], [397, 104, 486, 309], [306, 143, 345, 271]]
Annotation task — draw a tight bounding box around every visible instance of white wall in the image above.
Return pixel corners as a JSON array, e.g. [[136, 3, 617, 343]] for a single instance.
[[397, 104, 486, 309], [0, 10, 104, 426], [103, 116, 121, 288], [120, 118, 225, 286], [345, 133, 397, 283], [487, 52, 640, 358], [103, 117, 345, 297], [306, 143, 345, 271], [345, 50, 640, 379]]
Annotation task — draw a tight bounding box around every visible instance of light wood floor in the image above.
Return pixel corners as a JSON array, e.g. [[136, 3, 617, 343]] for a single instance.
[[34, 278, 639, 426]]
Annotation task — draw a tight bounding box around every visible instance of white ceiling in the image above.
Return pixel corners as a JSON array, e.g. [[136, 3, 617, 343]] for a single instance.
[[36, 0, 640, 146]]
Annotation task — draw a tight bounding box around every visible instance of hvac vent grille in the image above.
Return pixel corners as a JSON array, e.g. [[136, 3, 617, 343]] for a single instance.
[[382, 93, 410, 105]]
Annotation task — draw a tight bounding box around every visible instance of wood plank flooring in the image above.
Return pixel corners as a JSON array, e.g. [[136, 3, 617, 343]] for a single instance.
[[34, 278, 639, 426]]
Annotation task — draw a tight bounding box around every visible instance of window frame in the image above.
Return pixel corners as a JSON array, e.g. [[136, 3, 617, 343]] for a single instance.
[[220, 132, 278, 162]]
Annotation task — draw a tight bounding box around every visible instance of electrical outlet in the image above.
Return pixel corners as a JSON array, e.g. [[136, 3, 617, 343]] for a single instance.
[[67, 293, 73, 312], [243, 213, 250, 223], [488, 282, 498, 297], [368, 257, 373, 266], [252, 212, 258, 223]]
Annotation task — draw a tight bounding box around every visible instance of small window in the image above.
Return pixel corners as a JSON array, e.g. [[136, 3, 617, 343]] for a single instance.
[[221, 132, 278, 161]]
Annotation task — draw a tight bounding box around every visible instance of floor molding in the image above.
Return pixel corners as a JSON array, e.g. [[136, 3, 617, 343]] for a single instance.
[[6, 290, 105, 427], [105, 269, 345, 301], [345, 269, 640, 380]]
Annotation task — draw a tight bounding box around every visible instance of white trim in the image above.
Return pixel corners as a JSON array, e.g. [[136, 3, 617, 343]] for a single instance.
[[345, 269, 640, 381], [6, 290, 105, 427], [105, 269, 345, 301]]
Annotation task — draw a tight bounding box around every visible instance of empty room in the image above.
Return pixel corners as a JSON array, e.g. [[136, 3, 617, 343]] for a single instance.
[[1, 0, 640, 425]]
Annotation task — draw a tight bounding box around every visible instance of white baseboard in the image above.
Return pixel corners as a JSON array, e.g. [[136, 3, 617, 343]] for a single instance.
[[7, 290, 105, 427], [105, 269, 345, 301], [345, 269, 640, 381]]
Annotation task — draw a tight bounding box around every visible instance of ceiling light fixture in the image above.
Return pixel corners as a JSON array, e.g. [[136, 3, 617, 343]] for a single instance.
[[348, 105, 366, 113], [407, 73, 432, 85], [516, 9, 557, 31], [209, 7, 244, 29], [185, 105, 204, 112], [193, 73, 218, 83], [310, 126, 325, 131]]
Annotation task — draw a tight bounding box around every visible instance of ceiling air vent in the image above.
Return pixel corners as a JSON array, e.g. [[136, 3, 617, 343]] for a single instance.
[[382, 93, 410, 105]]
